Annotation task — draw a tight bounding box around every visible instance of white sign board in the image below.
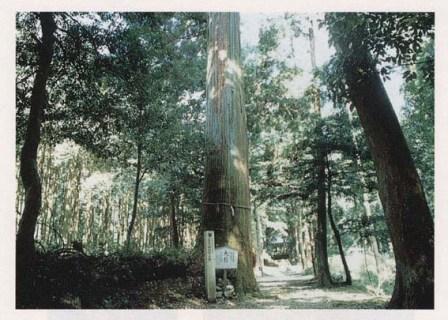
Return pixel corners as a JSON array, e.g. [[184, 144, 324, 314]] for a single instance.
[[215, 246, 238, 269]]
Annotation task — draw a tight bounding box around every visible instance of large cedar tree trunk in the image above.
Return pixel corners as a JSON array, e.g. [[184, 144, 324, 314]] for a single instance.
[[202, 12, 257, 294], [341, 51, 434, 309], [16, 13, 57, 307]]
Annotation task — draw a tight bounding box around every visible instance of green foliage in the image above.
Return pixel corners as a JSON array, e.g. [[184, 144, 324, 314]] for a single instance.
[[324, 12, 433, 74], [401, 39, 434, 211], [16, 12, 207, 254], [322, 12, 434, 102]]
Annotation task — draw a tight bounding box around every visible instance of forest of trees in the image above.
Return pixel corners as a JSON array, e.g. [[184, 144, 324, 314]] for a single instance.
[[15, 12, 434, 309]]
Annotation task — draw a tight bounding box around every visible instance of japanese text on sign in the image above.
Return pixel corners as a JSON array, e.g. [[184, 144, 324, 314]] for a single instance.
[[215, 246, 238, 269]]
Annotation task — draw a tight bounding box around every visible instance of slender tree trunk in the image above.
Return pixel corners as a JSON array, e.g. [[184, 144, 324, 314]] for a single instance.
[[254, 202, 264, 275], [180, 203, 186, 247], [314, 149, 333, 286], [301, 217, 311, 271], [137, 206, 144, 250], [339, 49, 434, 308], [35, 143, 47, 242], [102, 194, 110, 251], [90, 206, 97, 249], [327, 164, 352, 285], [294, 222, 305, 271], [308, 222, 317, 276], [202, 12, 257, 294], [126, 142, 142, 250], [170, 191, 180, 248], [302, 230, 311, 270], [57, 174, 68, 246], [72, 155, 82, 243], [16, 13, 56, 307], [295, 207, 306, 271], [17, 12, 56, 256], [177, 199, 183, 247], [145, 218, 150, 252]]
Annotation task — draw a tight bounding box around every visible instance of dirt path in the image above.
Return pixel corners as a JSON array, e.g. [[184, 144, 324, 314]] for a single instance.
[[205, 266, 389, 309], [125, 265, 389, 309]]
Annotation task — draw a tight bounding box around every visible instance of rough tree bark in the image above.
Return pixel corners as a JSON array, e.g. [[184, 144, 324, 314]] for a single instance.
[[340, 51, 434, 308], [202, 12, 257, 294], [16, 12, 57, 307]]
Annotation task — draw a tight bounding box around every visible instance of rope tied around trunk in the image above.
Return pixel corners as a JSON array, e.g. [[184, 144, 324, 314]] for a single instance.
[[203, 202, 251, 216]]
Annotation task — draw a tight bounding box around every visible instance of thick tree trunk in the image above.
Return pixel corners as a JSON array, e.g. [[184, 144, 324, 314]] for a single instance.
[[126, 142, 142, 250], [202, 12, 257, 294], [170, 191, 180, 248], [327, 166, 352, 285], [16, 13, 57, 307], [341, 51, 434, 308]]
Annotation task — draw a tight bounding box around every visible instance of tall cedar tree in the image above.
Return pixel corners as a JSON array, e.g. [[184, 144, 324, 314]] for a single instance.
[[202, 12, 257, 294]]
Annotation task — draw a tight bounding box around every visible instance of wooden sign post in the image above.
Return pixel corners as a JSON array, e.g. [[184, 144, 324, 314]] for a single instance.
[[204, 231, 216, 302]]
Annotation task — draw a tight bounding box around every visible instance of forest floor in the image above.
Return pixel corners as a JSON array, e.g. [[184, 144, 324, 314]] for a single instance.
[[156, 265, 389, 309], [21, 251, 389, 309], [131, 264, 389, 309], [209, 266, 388, 309]]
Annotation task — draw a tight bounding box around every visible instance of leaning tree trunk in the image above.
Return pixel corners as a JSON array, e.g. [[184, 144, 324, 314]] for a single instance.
[[327, 163, 352, 285], [340, 51, 434, 308], [202, 12, 257, 294], [16, 12, 57, 307]]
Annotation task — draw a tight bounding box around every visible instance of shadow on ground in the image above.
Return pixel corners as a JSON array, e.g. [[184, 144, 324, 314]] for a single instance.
[[207, 266, 388, 309]]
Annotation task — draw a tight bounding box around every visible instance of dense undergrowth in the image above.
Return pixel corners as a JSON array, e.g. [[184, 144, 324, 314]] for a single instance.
[[17, 247, 204, 308]]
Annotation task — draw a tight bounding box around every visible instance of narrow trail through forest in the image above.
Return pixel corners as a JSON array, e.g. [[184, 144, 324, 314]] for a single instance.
[[203, 265, 388, 309]]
